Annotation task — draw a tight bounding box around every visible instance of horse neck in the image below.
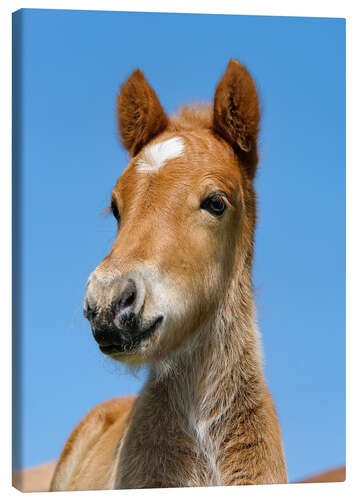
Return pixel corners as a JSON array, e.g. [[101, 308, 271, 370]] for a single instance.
[[149, 267, 265, 428]]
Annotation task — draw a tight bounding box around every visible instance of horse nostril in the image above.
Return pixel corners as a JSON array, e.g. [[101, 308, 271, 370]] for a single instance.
[[116, 279, 137, 315], [122, 291, 136, 310], [84, 303, 97, 322]]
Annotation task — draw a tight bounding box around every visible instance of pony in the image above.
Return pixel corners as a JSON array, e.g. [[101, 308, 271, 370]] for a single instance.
[[50, 59, 288, 490]]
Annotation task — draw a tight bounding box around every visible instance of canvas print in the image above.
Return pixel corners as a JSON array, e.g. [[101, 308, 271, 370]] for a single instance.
[[12, 8, 346, 492]]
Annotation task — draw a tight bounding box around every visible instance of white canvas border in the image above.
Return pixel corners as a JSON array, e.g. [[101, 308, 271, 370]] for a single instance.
[[1, 0, 354, 499]]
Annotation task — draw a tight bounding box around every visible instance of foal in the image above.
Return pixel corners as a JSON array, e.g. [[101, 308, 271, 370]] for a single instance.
[[51, 59, 288, 490]]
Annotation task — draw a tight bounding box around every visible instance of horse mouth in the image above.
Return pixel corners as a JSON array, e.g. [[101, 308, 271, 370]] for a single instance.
[[98, 316, 163, 355]]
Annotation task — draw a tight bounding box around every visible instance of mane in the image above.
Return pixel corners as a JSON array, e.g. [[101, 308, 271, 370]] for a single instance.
[[169, 102, 213, 132]]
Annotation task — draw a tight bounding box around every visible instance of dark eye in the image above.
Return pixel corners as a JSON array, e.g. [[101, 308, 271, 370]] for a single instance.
[[111, 200, 120, 222], [200, 195, 227, 217]]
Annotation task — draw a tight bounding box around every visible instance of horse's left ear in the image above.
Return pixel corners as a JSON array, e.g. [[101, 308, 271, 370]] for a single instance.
[[213, 59, 260, 180], [117, 69, 169, 157]]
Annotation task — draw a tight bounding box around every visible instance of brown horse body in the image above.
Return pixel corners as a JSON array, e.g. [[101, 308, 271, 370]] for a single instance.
[[50, 60, 288, 490]]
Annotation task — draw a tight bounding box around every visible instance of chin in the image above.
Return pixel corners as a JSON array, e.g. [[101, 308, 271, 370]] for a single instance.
[[107, 351, 145, 365], [100, 331, 163, 365]]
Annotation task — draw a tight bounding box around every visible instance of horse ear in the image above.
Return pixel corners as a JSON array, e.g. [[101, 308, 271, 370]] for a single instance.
[[213, 59, 260, 179], [117, 69, 169, 156]]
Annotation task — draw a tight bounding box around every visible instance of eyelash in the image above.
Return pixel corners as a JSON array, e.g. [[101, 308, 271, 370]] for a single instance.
[[200, 193, 227, 217]]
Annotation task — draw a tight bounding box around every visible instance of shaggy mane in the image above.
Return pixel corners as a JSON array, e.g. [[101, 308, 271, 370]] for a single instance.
[[169, 103, 213, 132]]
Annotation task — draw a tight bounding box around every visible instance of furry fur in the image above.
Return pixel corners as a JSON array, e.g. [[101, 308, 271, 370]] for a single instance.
[[50, 59, 287, 491]]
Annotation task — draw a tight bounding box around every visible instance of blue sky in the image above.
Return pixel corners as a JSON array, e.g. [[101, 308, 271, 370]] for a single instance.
[[13, 9, 345, 482]]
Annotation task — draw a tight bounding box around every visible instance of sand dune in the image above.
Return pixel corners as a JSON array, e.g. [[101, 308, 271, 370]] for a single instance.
[[298, 466, 345, 483], [13, 461, 57, 492]]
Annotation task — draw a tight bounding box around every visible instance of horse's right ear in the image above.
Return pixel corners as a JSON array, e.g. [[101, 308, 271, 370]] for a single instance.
[[117, 69, 169, 157]]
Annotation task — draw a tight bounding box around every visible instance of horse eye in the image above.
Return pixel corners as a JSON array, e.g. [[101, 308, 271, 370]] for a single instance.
[[111, 201, 120, 222], [200, 195, 227, 217]]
